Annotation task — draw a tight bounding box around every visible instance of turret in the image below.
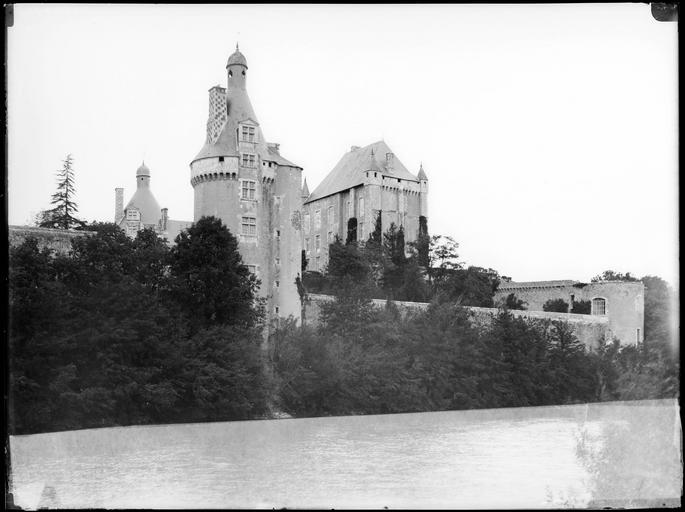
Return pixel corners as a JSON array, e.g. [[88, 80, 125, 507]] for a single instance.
[[226, 43, 248, 91], [418, 163, 428, 218], [137, 161, 151, 188], [301, 177, 310, 200]]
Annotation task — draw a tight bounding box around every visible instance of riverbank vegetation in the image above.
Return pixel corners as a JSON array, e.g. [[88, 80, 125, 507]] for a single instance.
[[8, 218, 679, 435]]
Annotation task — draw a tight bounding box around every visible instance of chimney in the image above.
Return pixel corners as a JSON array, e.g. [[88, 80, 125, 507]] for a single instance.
[[160, 208, 168, 231], [386, 152, 394, 171], [115, 188, 124, 222]]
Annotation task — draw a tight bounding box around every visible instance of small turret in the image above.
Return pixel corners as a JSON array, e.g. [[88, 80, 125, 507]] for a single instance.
[[301, 177, 310, 199], [418, 163, 428, 181], [226, 43, 248, 91]]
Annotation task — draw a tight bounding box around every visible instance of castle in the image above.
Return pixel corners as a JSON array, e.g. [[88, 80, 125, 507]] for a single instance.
[[101, 46, 642, 346]]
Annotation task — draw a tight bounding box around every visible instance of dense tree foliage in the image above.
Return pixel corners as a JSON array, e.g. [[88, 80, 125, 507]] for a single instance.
[[272, 297, 672, 418], [543, 298, 569, 313], [499, 293, 527, 310], [8, 218, 270, 435]]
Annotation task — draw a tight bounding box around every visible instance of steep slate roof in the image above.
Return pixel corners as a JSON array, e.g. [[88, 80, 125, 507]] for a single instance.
[[305, 140, 419, 203], [191, 48, 300, 169], [123, 162, 162, 226], [498, 280, 580, 290]]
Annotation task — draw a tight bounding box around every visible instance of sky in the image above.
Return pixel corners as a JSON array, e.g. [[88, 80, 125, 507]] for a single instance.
[[7, 4, 678, 286]]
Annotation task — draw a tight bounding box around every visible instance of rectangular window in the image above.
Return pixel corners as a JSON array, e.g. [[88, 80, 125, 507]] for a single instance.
[[241, 125, 256, 142], [359, 197, 365, 218], [327, 231, 333, 244], [275, 281, 280, 288], [359, 222, 364, 240], [126, 209, 139, 220], [305, 238, 310, 256], [247, 264, 257, 274], [327, 205, 334, 225], [304, 213, 310, 234], [241, 153, 257, 168], [347, 200, 352, 218], [315, 235, 321, 253], [636, 328, 641, 343], [241, 216, 257, 236], [314, 209, 321, 231], [241, 180, 256, 200]]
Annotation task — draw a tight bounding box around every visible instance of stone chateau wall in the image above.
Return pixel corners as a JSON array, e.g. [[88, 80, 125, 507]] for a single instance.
[[304, 293, 611, 349], [9, 225, 96, 255]]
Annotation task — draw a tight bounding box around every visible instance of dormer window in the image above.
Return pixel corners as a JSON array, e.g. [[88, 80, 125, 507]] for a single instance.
[[241, 153, 257, 168], [241, 125, 256, 143]]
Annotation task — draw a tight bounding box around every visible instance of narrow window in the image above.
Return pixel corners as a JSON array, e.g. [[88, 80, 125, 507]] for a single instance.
[[636, 328, 641, 343], [241, 216, 257, 236], [275, 306, 279, 314], [315, 235, 321, 253], [276, 281, 280, 288], [316, 256, 320, 270], [359, 197, 365, 218], [347, 201, 352, 218], [275, 257, 280, 265], [276, 230, 280, 237], [327, 231, 333, 244], [247, 264, 257, 274], [305, 238, 310, 256], [327, 205, 334, 225], [359, 222, 364, 240], [314, 209, 321, 231], [304, 213, 310, 234]]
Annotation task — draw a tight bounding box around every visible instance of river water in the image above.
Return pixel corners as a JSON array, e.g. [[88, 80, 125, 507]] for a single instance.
[[9, 399, 682, 509]]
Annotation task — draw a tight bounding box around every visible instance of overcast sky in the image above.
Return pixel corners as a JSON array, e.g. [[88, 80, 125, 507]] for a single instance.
[[7, 4, 678, 286]]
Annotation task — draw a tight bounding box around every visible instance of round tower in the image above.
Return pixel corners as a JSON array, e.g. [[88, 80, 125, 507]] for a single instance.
[[226, 44, 248, 91], [418, 163, 429, 219]]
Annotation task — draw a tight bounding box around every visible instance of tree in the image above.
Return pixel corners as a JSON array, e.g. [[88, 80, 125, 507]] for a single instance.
[[641, 275, 676, 357], [571, 299, 591, 314], [591, 270, 639, 283], [168, 216, 261, 332], [37, 154, 85, 230], [501, 293, 527, 310], [543, 298, 569, 313], [426, 235, 461, 290], [441, 266, 501, 307]]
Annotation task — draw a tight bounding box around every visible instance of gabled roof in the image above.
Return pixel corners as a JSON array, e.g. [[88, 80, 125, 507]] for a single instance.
[[305, 140, 419, 204]]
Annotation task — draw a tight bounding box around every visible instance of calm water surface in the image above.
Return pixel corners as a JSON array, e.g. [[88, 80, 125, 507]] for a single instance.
[[9, 399, 682, 509]]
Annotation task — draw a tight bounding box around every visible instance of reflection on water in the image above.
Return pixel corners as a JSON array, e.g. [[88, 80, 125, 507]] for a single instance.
[[9, 399, 681, 509]]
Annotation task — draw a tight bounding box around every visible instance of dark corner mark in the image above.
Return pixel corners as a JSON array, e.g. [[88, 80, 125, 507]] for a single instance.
[[5, 4, 13, 28], [651, 3, 678, 22]]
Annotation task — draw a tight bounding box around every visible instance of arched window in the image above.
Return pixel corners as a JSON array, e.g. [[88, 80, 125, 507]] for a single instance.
[[591, 297, 607, 316]]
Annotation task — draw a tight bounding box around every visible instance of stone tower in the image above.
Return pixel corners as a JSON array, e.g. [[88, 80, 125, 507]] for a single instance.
[[190, 46, 304, 324]]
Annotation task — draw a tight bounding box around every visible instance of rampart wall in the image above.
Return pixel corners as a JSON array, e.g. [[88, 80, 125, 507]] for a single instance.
[[9, 225, 96, 255], [304, 293, 611, 349]]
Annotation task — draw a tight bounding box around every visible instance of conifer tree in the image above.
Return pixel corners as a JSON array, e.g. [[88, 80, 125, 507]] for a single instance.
[[37, 154, 85, 230]]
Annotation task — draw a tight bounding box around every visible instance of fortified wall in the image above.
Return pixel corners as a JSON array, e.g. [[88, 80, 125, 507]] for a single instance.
[[304, 293, 611, 349], [494, 280, 644, 346], [9, 225, 96, 254]]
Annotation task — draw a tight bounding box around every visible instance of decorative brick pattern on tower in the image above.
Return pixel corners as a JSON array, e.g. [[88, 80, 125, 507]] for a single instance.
[[190, 47, 304, 324]]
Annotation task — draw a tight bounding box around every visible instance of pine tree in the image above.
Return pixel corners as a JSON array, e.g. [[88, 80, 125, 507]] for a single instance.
[[37, 154, 85, 230]]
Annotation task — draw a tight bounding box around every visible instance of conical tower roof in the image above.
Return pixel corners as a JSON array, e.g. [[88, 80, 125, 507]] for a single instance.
[[417, 163, 428, 180], [124, 162, 161, 226]]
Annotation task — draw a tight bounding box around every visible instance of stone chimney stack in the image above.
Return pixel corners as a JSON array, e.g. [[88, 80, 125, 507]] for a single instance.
[[115, 188, 124, 222], [386, 152, 394, 172], [160, 208, 169, 231]]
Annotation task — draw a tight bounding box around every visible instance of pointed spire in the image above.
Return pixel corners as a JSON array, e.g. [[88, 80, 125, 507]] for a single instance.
[[417, 162, 428, 181], [301, 177, 310, 198], [236, 41, 239, 50]]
